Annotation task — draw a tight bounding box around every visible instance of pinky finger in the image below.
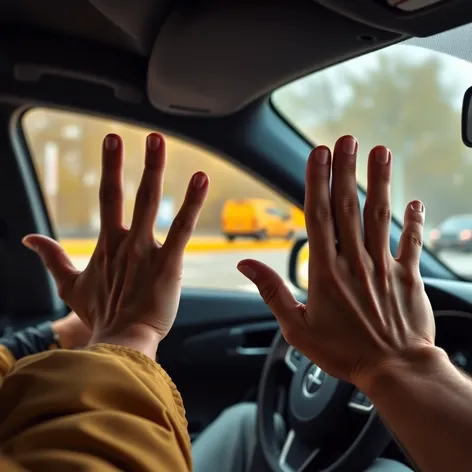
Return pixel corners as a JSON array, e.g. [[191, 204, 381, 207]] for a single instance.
[[163, 172, 209, 257], [396, 200, 425, 271]]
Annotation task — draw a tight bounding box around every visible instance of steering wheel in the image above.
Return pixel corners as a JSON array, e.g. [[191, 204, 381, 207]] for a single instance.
[[257, 331, 392, 472]]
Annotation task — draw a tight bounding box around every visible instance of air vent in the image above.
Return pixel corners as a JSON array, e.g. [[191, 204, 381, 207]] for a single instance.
[[387, 0, 447, 11]]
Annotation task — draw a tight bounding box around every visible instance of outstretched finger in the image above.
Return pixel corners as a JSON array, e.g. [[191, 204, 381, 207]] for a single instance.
[[363, 145, 392, 267], [331, 135, 364, 262], [163, 172, 209, 257], [396, 200, 425, 271], [22, 234, 79, 299], [130, 133, 166, 239], [304, 146, 336, 274], [99, 134, 124, 233], [237, 259, 305, 330]]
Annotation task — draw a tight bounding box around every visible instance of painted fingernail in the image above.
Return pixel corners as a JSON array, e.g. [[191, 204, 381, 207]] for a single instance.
[[105, 135, 118, 151], [193, 172, 207, 189], [342, 136, 357, 155], [376, 147, 389, 165], [315, 147, 329, 165], [147, 133, 161, 150], [237, 265, 256, 281], [411, 201, 424, 212]]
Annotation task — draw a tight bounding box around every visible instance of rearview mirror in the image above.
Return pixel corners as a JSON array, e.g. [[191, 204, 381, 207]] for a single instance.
[[462, 86, 472, 147], [288, 236, 309, 291]]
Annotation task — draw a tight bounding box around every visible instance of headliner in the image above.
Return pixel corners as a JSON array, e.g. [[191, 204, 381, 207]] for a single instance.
[[1, 0, 472, 117]]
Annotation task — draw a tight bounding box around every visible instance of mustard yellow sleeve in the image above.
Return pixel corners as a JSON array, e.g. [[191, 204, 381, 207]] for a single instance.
[[0, 344, 192, 472]]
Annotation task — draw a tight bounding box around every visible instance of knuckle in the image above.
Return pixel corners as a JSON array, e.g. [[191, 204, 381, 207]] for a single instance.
[[313, 205, 333, 223], [173, 213, 196, 234], [123, 241, 144, 261], [372, 204, 391, 222], [408, 211, 424, 225], [259, 282, 281, 306], [136, 186, 157, 206], [401, 269, 423, 288], [405, 231, 423, 248], [341, 196, 359, 216]]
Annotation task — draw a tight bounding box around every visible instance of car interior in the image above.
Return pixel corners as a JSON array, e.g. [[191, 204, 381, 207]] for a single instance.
[[4, 1, 472, 471]]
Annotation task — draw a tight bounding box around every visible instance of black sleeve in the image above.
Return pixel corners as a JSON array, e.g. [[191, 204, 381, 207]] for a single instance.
[[0, 321, 60, 360]]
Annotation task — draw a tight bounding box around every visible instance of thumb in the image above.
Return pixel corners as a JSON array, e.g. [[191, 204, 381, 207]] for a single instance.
[[237, 259, 302, 323], [23, 235, 78, 296]]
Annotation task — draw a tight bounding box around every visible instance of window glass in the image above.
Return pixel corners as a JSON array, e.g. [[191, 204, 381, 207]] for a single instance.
[[272, 43, 472, 279], [23, 109, 304, 291], [440, 216, 472, 231]]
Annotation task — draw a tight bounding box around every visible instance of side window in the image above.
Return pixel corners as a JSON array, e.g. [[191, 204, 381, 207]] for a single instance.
[[22, 109, 304, 292]]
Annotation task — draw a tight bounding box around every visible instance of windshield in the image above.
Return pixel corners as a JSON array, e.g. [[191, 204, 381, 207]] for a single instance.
[[272, 40, 472, 279]]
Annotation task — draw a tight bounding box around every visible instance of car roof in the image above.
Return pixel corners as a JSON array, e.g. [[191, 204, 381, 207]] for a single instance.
[[2, 1, 472, 118]]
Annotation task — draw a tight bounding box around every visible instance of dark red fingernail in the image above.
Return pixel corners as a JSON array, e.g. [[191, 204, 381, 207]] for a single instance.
[[237, 265, 256, 281], [375, 147, 389, 165], [411, 201, 424, 212], [342, 136, 357, 155], [315, 147, 329, 165], [105, 135, 118, 151], [147, 134, 161, 150], [193, 172, 207, 189]]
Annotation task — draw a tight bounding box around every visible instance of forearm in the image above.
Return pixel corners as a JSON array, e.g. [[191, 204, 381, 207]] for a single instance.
[[361, 346, 472, 472]]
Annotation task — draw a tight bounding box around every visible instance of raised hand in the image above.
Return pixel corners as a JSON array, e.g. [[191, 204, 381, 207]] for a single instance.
[[23, 133, 209, 358], [237, 135, 435, 385]]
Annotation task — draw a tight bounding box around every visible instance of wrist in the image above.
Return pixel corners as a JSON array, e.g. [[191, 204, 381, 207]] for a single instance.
[[51, 318, 73, 349], [355, 345, 451, 400], [89, 325, 160, 360]]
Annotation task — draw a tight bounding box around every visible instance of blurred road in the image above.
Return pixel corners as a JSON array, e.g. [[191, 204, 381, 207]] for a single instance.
[[71, 249, 292, 292], [70, 248, 472, 292]]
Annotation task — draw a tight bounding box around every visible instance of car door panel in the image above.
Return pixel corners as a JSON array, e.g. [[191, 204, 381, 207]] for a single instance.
[[158, 289, 281, 436]]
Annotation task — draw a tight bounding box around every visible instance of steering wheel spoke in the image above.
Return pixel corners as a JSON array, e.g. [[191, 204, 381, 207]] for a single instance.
[[348, 388, 374, 413], [279, 429, 320, 472], [284, 345, 303, 373], [259, 331, 391, 471]]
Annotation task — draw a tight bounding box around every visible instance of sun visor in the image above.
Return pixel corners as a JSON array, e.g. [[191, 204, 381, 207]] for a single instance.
[[146, 0, 400, 117]]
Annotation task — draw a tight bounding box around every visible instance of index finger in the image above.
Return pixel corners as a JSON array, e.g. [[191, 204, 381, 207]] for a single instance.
[[163, 171, 209, 257], [304, 146, 337, 272]]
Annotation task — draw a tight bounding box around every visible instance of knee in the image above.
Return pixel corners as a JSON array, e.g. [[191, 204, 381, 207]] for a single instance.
[[220, 402, 257, 423]]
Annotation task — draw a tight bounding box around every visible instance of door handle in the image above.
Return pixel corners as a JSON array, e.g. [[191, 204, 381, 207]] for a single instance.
[[226, 321, 278, 357], [230, 346, 272, 356]]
